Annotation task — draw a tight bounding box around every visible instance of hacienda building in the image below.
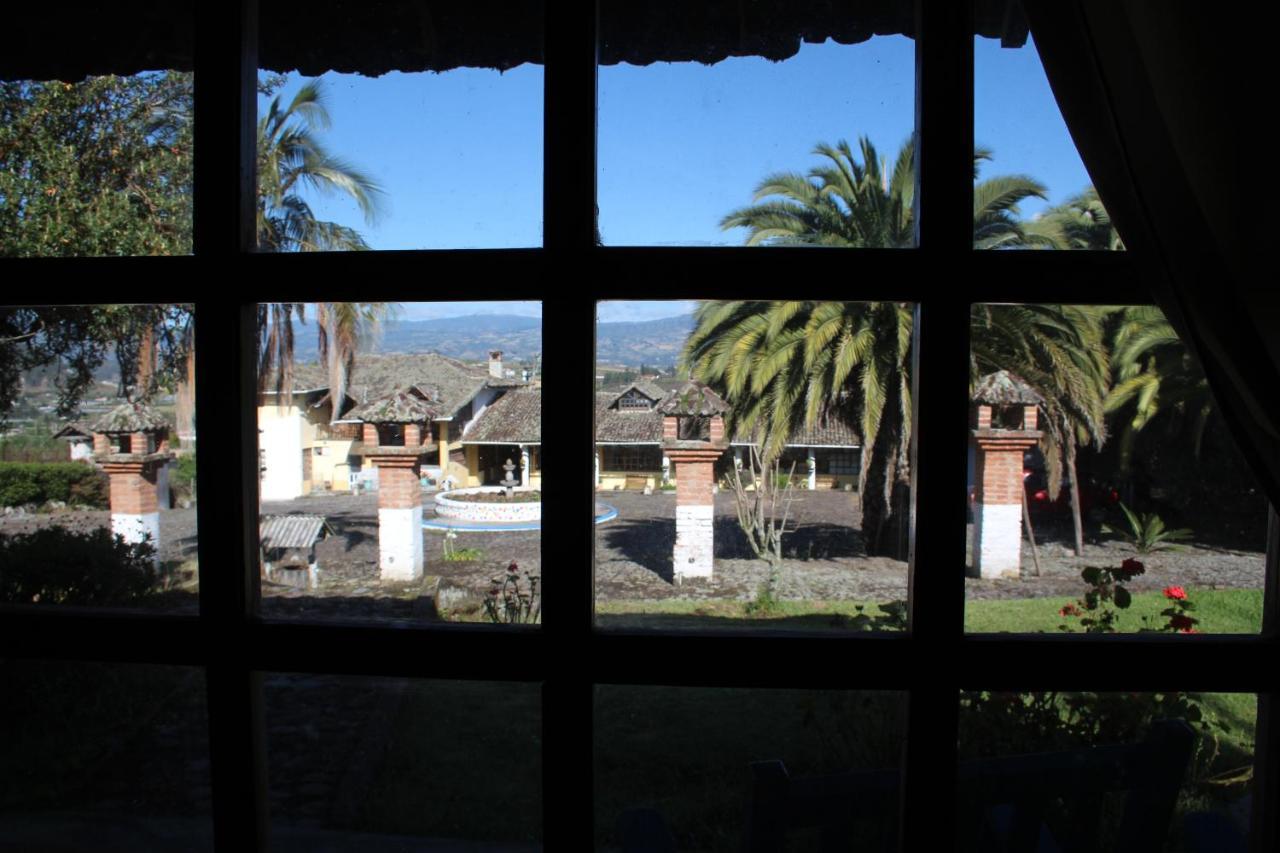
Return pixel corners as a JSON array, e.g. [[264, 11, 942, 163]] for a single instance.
[[258, 351, 539, 501], [594, 379, 861, 491]]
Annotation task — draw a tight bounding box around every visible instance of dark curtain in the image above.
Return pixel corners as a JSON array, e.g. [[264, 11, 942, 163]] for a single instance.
[[1022, 0, 1279, 510]]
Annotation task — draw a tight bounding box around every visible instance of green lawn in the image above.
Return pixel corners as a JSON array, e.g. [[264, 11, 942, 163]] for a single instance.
[[593, 588, 1264, 635]]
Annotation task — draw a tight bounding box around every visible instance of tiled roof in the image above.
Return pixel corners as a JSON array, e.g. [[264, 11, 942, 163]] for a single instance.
[[52, 421, 93, 439], [735, 417, 861, 448], [656, 380, 730, 416], [91, 402, 170, 434], [343, 353, 490, 419], [462, 388, 540, 444], [260, 515, 334, 550], [595, 393, 665, 443], [973, 370, 1043, 405], [346, 388, 440, 423], [612, 380, 665, 405]]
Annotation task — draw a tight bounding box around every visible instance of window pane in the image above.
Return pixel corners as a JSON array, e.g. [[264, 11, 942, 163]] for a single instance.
[[956, 691, 1256, 851], [256, 9, 542, 250], [974, 5, 1115, 250], [598, 5, 916, 247], [964, 304, 1267, 633], [594, 300, 909, 632], [0, 660, 212, 850], [596, 686, 906, 851], [0, 304, 198, 612], [265, 674, 540, 848], [0, 72, 193, 257], [256, 301, 542, 625]]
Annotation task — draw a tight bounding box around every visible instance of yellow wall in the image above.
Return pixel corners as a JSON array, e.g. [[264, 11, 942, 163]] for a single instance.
[[464, 445, 481, 487]]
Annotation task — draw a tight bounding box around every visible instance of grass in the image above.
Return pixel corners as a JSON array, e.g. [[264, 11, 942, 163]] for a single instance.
[[592, 588, 1263, 635]]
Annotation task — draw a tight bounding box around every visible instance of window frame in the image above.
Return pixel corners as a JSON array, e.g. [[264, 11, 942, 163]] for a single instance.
[[0, 2, 1276, 852]]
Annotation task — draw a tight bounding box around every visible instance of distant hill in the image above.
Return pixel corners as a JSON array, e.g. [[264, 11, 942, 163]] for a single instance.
[[286, 311, 695, 369], [291, 314, 543, 362], [595, 313, 695, 369]]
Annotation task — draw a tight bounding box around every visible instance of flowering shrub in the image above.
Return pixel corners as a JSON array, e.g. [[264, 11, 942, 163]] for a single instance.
[[1057, 558, 1145, 632], [482, 561, 540, 624], [1154, 585, 1200, 633]]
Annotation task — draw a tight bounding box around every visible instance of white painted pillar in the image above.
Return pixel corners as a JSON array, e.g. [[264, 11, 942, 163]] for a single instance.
[[807, 449, 817, 490], [594, 449, 601, 487], [662, 455, 671, 485], [734, 447, 743, 471], [520, 444, 530, 487], [974, 502, 1023, 578]]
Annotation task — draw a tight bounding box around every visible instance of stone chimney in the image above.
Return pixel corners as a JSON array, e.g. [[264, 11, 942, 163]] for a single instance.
[[488, 351, 504, 379]]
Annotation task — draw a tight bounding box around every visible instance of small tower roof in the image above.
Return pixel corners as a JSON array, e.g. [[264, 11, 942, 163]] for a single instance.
[[656, 380, 730, 416], [347, 388, 440, 423], [91, 401, 170, 434], [972, 371, 1043, 406]]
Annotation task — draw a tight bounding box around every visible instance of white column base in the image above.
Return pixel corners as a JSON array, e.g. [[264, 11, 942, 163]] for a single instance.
[[974, 502, 1022, 578], [112, 512, 161, 565], [378, 505, 424, 581], [674, 504, 715, 581]]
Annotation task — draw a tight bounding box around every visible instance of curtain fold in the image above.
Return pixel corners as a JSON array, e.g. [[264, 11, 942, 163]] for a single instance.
[[1022, 0, 1279, 509]]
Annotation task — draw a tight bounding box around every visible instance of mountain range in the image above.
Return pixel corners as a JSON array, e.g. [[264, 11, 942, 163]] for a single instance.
[[288, 312, 696, 369]]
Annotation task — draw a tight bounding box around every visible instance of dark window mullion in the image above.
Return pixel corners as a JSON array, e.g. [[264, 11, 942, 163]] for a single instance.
[[543, 3, 599, 850], [899, 0, 973, 849]]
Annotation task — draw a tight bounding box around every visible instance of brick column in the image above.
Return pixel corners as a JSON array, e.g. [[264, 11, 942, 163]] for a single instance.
[[368, 454, 423, 581], [972, 432, 1039, 579], [100, 459, 162, 566], [666, 448, 723, 581]]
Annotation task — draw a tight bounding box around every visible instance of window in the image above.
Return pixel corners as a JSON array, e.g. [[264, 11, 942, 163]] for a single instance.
[[601, 445, 661, 472], [2, 3, 1275, 852]]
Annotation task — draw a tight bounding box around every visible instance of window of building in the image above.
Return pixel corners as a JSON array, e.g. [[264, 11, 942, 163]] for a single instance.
[[2, 2, 1274, 852], [602, 445, 661, 472]]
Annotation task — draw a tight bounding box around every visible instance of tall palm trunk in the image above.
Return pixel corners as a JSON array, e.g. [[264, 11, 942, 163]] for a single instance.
[[1067, 444, 1084, 557], [859, 376, 909, 559]]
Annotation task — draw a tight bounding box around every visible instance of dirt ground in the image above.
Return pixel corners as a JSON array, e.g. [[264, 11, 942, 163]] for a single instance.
[[0, 488, 1266, 619]]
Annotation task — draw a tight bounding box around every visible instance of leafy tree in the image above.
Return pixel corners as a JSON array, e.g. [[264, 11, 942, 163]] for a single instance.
[[696, 141, 1058, 556], [1026, 187, 1124, 251], [255, 79, 385, 252], [0, 73, 193, 257]]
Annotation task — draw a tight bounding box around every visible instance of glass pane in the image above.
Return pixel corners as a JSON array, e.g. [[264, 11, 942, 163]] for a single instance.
[[596, 686, 906, 851], [265, 674, 541, 849], [0, 660, 212, 850], [594, 300, 910, 631], [974, 6, 1115, 250], [964, 304, 1267, 633], [0, 72, 193, 257], [598, 5, 916, 247], [256, 301, 542, 625], [0, 304, 198, 612], [256, 9, 542, 250], [957, 691, 1256, 851]]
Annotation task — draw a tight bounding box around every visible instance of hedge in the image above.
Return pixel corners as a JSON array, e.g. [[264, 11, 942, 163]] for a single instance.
[[0, 527, 156, 605], [0, 462, 109, 509]]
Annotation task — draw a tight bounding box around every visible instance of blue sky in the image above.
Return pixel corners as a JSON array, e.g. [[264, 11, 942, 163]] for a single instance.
[[263, 33, 1091, 311]]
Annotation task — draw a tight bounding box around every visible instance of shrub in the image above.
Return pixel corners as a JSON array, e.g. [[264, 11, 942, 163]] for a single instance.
[[1102, 502, 1193, 553], [0, 527, 157, 605], [483, 562, 540, 624], [0, 462, 109, 508], [170, 454, 197, 505]]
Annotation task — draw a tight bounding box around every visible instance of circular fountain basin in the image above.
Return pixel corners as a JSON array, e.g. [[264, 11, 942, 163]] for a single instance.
[[433, 487, 542, 523]]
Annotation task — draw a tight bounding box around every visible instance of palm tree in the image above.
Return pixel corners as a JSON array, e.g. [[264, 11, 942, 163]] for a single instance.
[[1025, 187, 1124, 251], [721, 137, 1050, 250], [255, 78, 385, 252], [257, 302, 395, 423], [695, 140, 1059, 556], [682, 301, 912, 556]]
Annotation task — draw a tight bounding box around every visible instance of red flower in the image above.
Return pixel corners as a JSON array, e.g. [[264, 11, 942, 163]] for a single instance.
[[507, 561, 519, 574], [1163, 586, 1187, 600], [1059, 603, 1082, 617]]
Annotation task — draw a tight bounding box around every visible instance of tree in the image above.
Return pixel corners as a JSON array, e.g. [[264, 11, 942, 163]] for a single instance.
[[1025, 187, 1124, 252], [0, 305, 194, 423], [697, 140, 1055, 556], [0, 73, 193, 257], [257, 301, 396, 422], [255, 79, 385, 252], [721, 137, 1050, 250]]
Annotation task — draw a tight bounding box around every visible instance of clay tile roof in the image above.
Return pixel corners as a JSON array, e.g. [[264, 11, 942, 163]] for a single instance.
[[52, 421, 93, 439], [346, 388, 440, 423], [462, 388, 541, 444], [656, 380, 730, 416], [610, 380, 666, 406], [972, 370, 1043, 406], [735, 417, 861, 448], [91, 401, 170, 434], [595, 393, 664, 443], [338, 353, 489, 418]]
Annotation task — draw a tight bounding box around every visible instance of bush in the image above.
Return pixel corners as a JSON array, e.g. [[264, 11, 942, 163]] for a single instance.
[[0, 527, 157, 605], [170, 454, 197, 505], [0, 462, 110, 508]]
